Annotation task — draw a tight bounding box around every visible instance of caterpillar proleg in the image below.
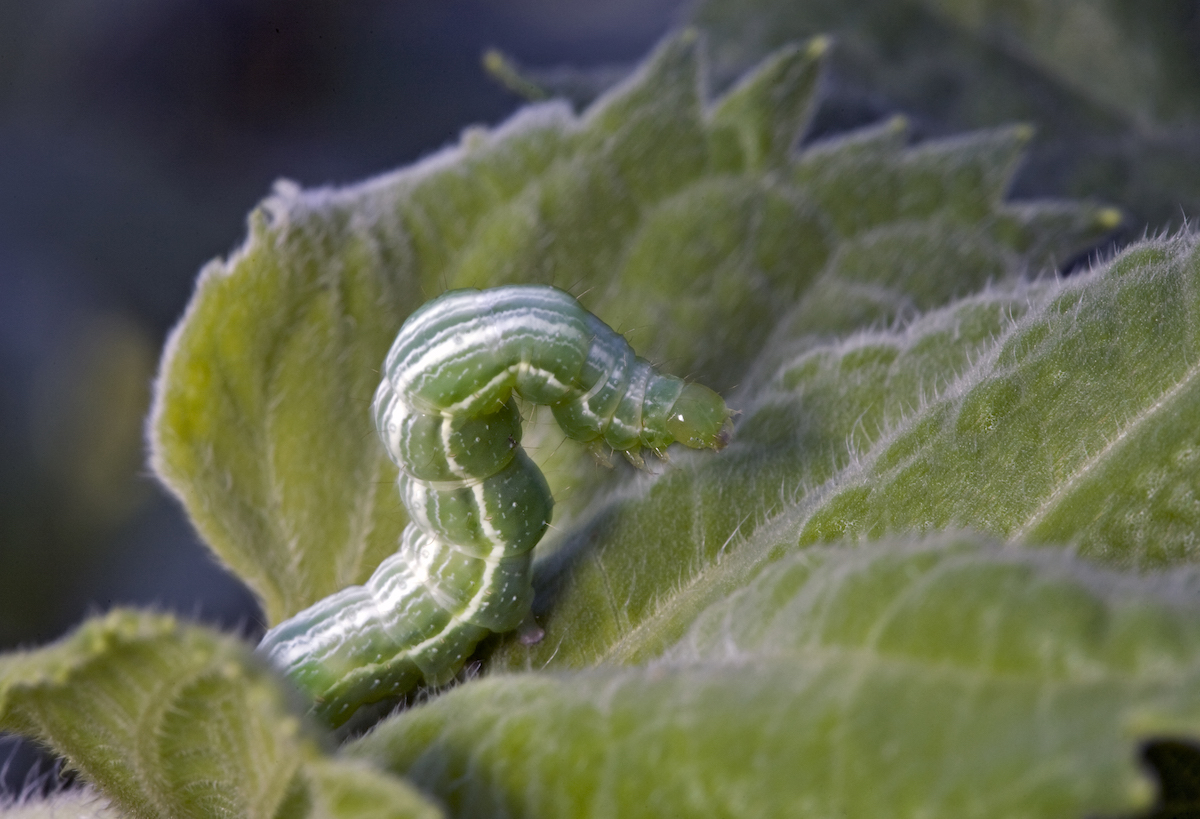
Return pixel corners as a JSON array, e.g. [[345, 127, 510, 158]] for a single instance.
[[257, 285, 731, 725]]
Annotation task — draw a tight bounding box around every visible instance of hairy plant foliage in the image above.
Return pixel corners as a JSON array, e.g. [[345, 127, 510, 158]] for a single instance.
[[2, 27, 1197, 819]]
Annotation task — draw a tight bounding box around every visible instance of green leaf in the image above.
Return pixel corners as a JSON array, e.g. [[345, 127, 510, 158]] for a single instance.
[[708, 38, 827, 171], [349, 534, 1200, 819], [149, 33, 1114, 624], [483, 232, 1200, 673], [149, 195, 419, 625], [690, 0, 1200, 232], [920, 0, 1200, 127], [696, 0, 1200, 127], [304, 760, 444, 819], [481, 49, 633, 110], [0, 611, 440, 819]]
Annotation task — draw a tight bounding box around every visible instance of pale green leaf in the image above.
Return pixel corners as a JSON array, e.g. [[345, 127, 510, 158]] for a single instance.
[[487, 233, 1200, 673], [690, 0, 1200, 231], [305, 760, 443, 819], [350, 535, 1200, 819], [0, 611, 440, 819], [708, 38, 827, 171]]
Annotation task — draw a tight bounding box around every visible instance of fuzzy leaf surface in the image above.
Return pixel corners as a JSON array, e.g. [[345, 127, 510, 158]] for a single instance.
[[0, 611, 440, 819], [484, 233, 1200, 675], [351, 535, 1200, 819]]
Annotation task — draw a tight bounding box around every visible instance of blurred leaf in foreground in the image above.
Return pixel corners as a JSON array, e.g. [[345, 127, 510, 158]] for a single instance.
[[0, 611, 440, 819]]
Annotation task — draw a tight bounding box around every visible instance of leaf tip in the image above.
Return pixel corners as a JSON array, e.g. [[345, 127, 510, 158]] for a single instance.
[[482, 48, 550, 102], [1013, 122, 1036, 145], [1097, 207, 1124, 230], [677, 26, 701, 48], [806, 34, 832, 60]]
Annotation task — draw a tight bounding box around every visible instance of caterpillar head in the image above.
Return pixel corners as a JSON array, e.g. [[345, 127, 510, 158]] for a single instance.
[[666, 383, 733, 451]]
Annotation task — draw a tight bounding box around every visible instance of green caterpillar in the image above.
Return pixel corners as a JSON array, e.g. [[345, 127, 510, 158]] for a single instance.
[[257, 285, 731, 725]]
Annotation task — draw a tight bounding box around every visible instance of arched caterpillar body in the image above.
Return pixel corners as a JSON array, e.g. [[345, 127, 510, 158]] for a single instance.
[[257, 285, 731, 725]]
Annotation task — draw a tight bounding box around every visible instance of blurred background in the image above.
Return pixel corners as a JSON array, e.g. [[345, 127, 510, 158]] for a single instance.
[[3, 0, 1200, 795]]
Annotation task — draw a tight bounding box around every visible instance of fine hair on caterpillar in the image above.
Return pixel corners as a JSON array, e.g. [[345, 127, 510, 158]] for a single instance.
[[257, 284, 731, 726]]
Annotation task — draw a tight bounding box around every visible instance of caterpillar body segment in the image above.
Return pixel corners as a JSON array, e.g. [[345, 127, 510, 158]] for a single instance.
[[257, 285, 730, 725]]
